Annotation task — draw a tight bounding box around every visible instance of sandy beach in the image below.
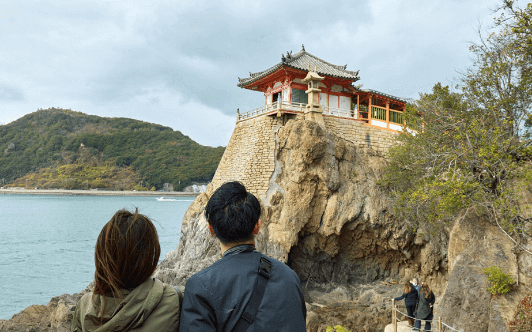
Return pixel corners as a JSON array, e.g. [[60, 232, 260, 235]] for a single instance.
[[0, 188, 200, 197]]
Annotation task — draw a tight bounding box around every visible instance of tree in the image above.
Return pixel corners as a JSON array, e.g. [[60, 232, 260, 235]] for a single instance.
[[381, 1, 532, 236], [463, 0, 532, 139]]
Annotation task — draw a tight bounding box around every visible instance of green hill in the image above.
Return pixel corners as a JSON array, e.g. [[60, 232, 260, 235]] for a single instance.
[[0, 108, 225, 190]]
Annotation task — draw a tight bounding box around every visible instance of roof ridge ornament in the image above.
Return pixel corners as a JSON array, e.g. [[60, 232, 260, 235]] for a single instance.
[[284, 50, 292, 61], [302, 44, 305, 51]]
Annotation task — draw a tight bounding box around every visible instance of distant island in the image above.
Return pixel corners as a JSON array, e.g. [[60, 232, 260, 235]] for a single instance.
[[0, 108, 225, 191]]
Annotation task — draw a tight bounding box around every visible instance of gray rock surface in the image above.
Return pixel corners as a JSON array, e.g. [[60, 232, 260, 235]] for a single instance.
[[438, 210, 531, 332]]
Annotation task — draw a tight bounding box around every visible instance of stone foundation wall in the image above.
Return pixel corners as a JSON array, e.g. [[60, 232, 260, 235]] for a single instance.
[[211, 116, 282, 197], [211, 115, 396, 198], [323, 116, 396, 155]]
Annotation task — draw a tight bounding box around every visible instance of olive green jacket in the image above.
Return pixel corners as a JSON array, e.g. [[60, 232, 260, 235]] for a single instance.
[[71, 278, 180, 332]]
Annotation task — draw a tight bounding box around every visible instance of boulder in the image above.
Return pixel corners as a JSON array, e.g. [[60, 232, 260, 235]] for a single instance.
[[438, 210, 529, 332]]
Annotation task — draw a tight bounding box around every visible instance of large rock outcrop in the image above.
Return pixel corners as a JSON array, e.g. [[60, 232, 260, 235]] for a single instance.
[[0, 292, 86, 332], [155, 119, 448, 331], [156, 120, 446, 288]]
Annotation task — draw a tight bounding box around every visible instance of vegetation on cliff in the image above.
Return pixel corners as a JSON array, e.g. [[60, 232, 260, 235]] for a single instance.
[[483, 266, 515, 295], [509, 293, 532, 331], [9, 147, 144, 190], [0, 108, 224, 190], [382, 0, 532, 237]]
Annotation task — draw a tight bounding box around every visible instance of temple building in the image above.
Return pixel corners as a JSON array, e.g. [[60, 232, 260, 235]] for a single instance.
[[237, 45, 409, 132]]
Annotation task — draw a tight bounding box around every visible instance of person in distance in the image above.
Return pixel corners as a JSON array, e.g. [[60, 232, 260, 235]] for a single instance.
[[179, 181, 307, 332], [411, 277, 421, 293], [413, 283, 435, 331], [71, 208, 181, 332], [393, 282, 418, 327]]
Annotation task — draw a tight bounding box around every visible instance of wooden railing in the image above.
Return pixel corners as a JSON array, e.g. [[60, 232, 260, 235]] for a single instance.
[[237, 103, 407, 133], [237, 102, 355, 122], [372, 106, 387, 121], [322, 107, 353, 118], [237, 101, 307, 121], [389, 110, 403, 124]]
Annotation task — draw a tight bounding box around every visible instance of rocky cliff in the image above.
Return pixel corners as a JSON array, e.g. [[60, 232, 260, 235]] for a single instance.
[[0, 292, 86, 332], [155, 119, 448, 331]]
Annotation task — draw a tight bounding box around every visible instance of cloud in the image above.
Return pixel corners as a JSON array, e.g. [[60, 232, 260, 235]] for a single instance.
[[71, 85, 235, 147], [0, 84, 25, 101], [0, 0, 502, 146]]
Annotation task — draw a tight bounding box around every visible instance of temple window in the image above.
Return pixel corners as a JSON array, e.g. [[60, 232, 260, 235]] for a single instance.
[[319, 93, 327, 108], [329, 95, 339, 109], [339, 96, 351, 110], [292, 89, 307, 104]]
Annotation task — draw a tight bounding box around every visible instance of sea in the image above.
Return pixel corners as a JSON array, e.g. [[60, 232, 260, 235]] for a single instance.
[[0, 194, 193, 320]]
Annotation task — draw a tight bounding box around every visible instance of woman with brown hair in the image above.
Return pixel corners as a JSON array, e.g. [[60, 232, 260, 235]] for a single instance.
[[71, 208, 181, 332], [393, 282, 418, 327], [413, 283, 435, 331]]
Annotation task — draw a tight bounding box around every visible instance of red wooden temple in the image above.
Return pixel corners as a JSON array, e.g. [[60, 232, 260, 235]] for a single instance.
[[237, 45, 410, 132]]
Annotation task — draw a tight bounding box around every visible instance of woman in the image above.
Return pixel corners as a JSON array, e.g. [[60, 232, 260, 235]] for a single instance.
[[413, 283, 435, 331], [393, 282, 418, 327], [71, 208, 181, 332]]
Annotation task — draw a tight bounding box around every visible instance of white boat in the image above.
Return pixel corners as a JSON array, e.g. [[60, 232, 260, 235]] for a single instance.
[[156, 197, 176, 202]]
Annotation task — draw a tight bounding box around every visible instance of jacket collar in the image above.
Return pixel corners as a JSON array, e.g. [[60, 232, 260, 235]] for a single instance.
[[223, 244, 256, 257]]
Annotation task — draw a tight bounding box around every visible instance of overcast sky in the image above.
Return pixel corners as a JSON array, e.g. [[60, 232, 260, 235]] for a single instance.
[[0, 0, 501, 147]]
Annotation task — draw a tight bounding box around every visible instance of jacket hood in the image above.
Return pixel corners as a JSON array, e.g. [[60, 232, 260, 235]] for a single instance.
[[82, 278, 164, 331]]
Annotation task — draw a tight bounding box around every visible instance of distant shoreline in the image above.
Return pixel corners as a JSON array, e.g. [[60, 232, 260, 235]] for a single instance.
[[0, 188, 201, 197]]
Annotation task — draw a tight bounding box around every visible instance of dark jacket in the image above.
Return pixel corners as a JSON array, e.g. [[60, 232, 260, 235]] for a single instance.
[[416, 290, 435, 320], [412, 283, 421, 293], [71, 278, 181, 332], [179, 245, 307, 332], [394, 284, 418, 307]]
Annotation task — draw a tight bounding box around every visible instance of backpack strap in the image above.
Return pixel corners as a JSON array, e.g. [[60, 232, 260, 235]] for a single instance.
[[233, 253, 272, 332]]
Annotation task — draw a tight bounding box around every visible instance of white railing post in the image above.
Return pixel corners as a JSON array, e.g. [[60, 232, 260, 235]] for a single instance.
[[392, 299, 397, 332]]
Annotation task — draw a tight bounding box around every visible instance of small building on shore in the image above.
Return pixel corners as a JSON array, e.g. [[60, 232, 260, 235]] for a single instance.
[[237, 45, 409, 132]]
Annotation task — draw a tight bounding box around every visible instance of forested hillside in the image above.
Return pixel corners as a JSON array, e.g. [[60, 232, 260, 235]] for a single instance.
[[0, 108, 225, 190]]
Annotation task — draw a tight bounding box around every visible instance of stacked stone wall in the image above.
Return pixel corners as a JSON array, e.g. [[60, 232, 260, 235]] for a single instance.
[[323, 117, 396, 155], [211, 116, 282, 197], [211, 115, 396, 198]]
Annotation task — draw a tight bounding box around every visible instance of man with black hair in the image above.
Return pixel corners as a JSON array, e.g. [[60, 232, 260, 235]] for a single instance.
[[179, 181, 307, 332]]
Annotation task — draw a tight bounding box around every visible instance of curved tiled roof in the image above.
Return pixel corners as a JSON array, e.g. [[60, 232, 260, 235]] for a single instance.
[[357, 88, 413, 105], [238, 47, 360, 88]]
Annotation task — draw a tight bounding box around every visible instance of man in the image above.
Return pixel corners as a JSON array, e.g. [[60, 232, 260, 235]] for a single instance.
[[411, 278, 421, 293], [179, 181, 307, 332]]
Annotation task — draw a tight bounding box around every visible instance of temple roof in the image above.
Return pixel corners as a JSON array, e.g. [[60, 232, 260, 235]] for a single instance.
[[356, 88, 414, 105], [238, 46, 360, 88]]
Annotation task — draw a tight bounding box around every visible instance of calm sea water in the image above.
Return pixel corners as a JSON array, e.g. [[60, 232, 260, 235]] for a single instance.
[[0, 194, 193, 320]]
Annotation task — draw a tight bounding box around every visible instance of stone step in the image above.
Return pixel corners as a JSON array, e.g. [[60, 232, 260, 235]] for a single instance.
[[384, 319, 439, 332], [383, 320, 414, 332]]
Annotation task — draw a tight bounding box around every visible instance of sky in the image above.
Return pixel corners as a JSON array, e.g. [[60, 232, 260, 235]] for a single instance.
[[0, 0, 502, 147]]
